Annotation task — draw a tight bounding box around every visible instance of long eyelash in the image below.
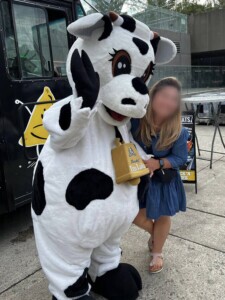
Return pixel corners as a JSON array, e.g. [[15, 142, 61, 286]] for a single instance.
[[108, 48, 118, 62], [150, 62, 156, 75]]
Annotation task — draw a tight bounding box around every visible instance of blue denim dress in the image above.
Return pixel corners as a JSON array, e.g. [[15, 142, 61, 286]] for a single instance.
[[131, 119, 189, 220]]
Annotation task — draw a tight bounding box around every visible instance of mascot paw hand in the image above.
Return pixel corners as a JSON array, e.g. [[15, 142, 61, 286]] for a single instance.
[[89, 263, 142, 300], [72, 49, 100, 109]]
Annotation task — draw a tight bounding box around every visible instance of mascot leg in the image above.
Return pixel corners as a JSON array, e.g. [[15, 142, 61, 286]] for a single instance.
[[46, 254, 95, 300], [88, 236, 142, 300], [33, 224, 95, 300]]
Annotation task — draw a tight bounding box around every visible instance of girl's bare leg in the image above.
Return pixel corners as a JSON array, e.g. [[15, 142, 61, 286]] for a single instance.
[[150, 216, 171, 271], [152, 216, 171, 252], [133, 208, 153, 234]]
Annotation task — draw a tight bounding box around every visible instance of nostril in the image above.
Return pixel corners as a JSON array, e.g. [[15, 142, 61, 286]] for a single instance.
[[121, 98, 136, 105], [132, 77, 148, 95]]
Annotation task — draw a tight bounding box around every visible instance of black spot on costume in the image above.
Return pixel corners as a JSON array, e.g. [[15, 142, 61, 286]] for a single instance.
[[98, 15, 113, 41], [32, 161, 46, 215], [120, 15, 136, 32], [64, 268, 89, 298], [66, 169, 113, 210], [133, 37, 149, 55], [59, 102, 71, 131], [132, 77, 149, 95]]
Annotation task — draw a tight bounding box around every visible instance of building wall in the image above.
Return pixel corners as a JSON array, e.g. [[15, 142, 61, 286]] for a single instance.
[[188, 9, 225, 54], [134, 6, 191, 66], [157, 29, 191, 66]]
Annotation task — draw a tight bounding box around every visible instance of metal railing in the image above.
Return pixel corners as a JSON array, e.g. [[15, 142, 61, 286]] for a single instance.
[[134, 5, 187, 33], [80, 1, 188, 33], [150, 65, 225, 95]]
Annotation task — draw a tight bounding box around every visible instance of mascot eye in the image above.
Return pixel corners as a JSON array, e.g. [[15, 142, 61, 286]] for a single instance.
[[141, 62, 155, 82], [109, 49, 131, 77]]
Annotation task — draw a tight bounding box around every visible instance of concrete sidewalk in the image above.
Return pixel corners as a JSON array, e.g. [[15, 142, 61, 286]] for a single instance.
[[1, 125, 225, 300]]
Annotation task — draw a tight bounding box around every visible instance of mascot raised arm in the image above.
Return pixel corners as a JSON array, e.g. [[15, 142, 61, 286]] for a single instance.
[[32, 12, 176, 300]]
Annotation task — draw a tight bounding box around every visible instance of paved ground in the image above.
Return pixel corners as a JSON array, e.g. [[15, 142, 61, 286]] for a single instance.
[[1, 125, 225, 300]]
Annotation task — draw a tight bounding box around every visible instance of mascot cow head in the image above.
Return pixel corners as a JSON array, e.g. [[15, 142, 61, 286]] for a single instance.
[[67, 12, 177, 126]]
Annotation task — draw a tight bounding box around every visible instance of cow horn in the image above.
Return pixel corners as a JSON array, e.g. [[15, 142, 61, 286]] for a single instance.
[[109, 11, 123, 26]]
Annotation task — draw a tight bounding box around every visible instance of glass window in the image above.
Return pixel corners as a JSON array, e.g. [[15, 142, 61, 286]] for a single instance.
[[76, 3, 85, 19], [47, 10, 69, 76], [1, 1, 19, 79], [2, 3, 70, 79], [80, 0, 96, 15], [13, 4, 52, 78]]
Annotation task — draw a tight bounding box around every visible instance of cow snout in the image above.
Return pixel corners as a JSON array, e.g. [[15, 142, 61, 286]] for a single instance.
[[121, 98, 136, 105]]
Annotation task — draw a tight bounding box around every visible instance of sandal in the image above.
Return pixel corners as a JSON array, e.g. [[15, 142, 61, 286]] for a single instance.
[[148, 237, 154, 252], [149, 253, 163, 274]]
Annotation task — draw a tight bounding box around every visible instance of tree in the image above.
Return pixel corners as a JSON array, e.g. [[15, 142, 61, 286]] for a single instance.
[[167, 0, 176, 9], [175, 0, 207, 14], [147, 0, 167, 7], [84, 0, 225, 15], [147, 0, 225, 15], [93, 0, 147, 14], [214, 0, 225, 8]]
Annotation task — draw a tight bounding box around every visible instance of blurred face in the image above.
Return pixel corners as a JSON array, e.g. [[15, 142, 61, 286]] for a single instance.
[[151, 86, 180, 121]]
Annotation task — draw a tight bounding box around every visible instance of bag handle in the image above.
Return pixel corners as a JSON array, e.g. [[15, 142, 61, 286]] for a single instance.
[[114, 127, 124, 143]]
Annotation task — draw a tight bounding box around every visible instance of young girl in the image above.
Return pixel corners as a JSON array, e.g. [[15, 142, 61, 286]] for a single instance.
[[131, 77, 188, 274]]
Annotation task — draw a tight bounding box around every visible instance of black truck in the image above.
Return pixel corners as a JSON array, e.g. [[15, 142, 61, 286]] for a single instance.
[[0, 0, 90, 214]]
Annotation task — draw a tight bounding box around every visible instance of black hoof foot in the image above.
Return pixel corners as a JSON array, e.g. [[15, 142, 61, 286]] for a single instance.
[[89, 263, 142, 300], [52, 296, 95, 300]]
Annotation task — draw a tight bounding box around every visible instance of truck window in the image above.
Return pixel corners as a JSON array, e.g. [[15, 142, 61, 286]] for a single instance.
[[48, 10, 69, 77], [1, 2, 70, 79], [80, 0, 96, 15], [13, 4, 52, 78], [76, 3, 85, 18], [1, 1, 19, 79]]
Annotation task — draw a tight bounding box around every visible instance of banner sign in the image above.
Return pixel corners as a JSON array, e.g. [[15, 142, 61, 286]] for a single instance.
[[180, 112, 197, 193]]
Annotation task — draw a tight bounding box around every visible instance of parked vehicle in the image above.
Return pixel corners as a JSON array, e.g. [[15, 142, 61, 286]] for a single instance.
[[0, 0, 87, 214]]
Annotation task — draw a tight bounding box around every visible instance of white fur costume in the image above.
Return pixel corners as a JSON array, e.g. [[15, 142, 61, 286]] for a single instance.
[[32, 12, 176, 300]]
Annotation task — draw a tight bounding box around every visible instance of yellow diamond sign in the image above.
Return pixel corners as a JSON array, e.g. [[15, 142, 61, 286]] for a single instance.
[[19, 87, 55, 147]]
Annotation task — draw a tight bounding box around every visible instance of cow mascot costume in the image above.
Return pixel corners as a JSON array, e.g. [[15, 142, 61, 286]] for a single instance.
[[32, 12, 176, 300]]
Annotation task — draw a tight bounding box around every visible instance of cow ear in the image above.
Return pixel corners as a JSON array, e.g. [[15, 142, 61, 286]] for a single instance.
[[67, 13, 113, 41], [151, 33, 177, 65]]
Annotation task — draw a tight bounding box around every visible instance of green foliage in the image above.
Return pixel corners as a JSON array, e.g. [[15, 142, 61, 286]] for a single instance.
[[175, 1, 208, 14], [147, 0, 225, 15], [84, 0, 225, 15], [214, 0, 225, 8]]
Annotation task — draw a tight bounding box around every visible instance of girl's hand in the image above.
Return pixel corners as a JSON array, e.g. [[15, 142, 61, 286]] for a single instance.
[[143, 158, 160, 172]]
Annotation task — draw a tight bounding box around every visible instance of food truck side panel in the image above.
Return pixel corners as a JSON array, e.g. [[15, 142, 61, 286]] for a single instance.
[[0, 0, 85, 213]]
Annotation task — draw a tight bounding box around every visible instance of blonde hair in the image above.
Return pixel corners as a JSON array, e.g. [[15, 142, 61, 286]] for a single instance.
[[138, 77, 182, 151]]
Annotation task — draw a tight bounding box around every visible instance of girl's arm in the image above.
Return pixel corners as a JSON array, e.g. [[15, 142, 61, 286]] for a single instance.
[[144, 128, 189, 171], [144, 157, 171, 172], [165, 127, 189, 168]]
